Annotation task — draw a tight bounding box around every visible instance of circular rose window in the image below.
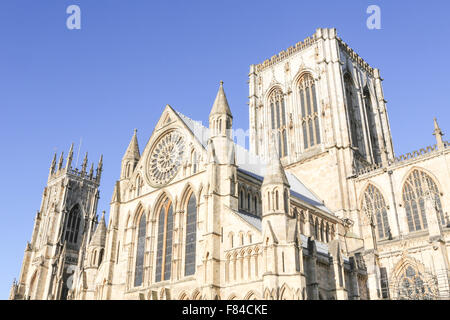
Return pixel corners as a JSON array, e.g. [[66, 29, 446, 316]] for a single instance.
[[147, 130, 185, 187]]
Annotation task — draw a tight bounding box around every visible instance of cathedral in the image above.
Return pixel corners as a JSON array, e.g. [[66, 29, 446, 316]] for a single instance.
[[10, 28, 450, 300]]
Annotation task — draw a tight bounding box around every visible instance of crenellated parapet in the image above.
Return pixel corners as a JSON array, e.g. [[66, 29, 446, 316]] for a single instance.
[[337, 36, 375, 77], [254, 34, 319, 72]]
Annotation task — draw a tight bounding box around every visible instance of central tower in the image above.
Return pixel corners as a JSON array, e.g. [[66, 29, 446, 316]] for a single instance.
[[11, 146, 103, 300], [248, 28, 394, 218]]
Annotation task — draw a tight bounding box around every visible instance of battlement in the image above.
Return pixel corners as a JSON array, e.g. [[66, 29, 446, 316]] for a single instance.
[[253, 28, 377, 77], [336, 36, 376, 77], [357, 140, 449, 176], [254, 31, 319, 72]]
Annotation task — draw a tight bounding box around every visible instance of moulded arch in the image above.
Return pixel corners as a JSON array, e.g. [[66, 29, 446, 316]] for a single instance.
[[399, 166, 444, 198], [150, 190, 174, 221], [358, 180, 390, 211]]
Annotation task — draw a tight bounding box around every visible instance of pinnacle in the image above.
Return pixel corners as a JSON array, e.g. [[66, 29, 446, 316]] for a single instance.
[[262, 134, 289, 186], [123, 129, 140, 161], [209, 80, 232, 118]]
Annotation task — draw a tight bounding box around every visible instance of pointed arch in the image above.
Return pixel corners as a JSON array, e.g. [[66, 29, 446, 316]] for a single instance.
[[280, 283, 293, 300], [344, 72, 365, 154], [227, 293, 238, 300], [391, 257, 438, 300], [191, 289, 202, 300], [178, 291, 189, 300], [64, 204, 82, 245], [297, 72, 321, 150], [184, 189, 197, 276], [361, 183, 391, 239], [267, 86, 288, 157], [154, 195, 174, 282], [401, 168, 445, 232], [244, 290, 258, 300], [134, 204, 146, 287], [150, 190, 174, 221]]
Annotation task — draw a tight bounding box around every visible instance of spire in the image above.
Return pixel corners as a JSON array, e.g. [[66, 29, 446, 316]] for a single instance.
[[96, 154, 103, 183], [57, 152, 64, 170], [66, 143, 74, 169], [81, 152, 88, 174], [209, 81, 232, 118], [433, 117, 445, 149], [89, 163, 94, 179], [262, 134, 289, 187], [90, 211, 107, 248], [123, 129, 140, 161], [49, 153, 57, 175]]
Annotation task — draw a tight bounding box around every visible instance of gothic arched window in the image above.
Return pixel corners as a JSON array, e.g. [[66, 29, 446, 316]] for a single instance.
[[64, 204, 81, 244], [134, 211, 146, 287], [364, 87, 381, 163], [155, 198, 174, 282], [185, 193, 197, 276], [298, 74, 321, 149], [397, 265, 436, 300], [362, 184, 391, 239], [269, 88, 288, 157], [402, 170, 445, 232], [344, 74, 365, 155]]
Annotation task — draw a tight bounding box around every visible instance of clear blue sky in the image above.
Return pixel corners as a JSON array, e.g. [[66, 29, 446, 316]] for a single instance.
[[0, 0, 449, 299]]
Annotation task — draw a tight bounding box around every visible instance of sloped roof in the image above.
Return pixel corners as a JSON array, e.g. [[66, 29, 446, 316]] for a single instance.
[[175, 110, 332, 215], [236, 210, 262, 231]]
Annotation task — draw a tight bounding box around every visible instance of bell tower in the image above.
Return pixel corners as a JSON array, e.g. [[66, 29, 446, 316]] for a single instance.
[[11, 145, 103, 300]]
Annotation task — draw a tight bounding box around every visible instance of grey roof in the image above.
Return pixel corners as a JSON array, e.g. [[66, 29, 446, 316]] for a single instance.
[[175, 110, 333, 215], [236, 210, 262, 231], [176, 111, 209, 148]]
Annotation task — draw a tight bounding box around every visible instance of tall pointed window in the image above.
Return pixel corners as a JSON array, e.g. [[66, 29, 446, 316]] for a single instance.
[[402, 170, 445, 232], [185, 193, 197, 276], [269, 88, 288, 157], [344, 74, 365, 155], [364, 87, 381, 163], [298, 74, 321, 149], [134, 210, 146, 287], [64, 204, 81, 244], [362, 184, 390, 239], [155, 198, 174, 282]]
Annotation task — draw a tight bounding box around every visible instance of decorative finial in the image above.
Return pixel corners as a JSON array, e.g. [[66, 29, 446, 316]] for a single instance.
[[134, 128, 137, 134], [220, 80, 224, 86]]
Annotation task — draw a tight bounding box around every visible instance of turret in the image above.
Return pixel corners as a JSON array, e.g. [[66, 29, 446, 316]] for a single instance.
[[208, 81, 234, 164], [261, 136, 304, 298], [262, 136, 290, 218], [209, 80, 232, 139], [86, 211, 107, 269], [120, 129, 140, 180]]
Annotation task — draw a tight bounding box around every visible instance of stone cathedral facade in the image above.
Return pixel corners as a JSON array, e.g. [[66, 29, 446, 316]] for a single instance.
[[10, 28, 450, 300]]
